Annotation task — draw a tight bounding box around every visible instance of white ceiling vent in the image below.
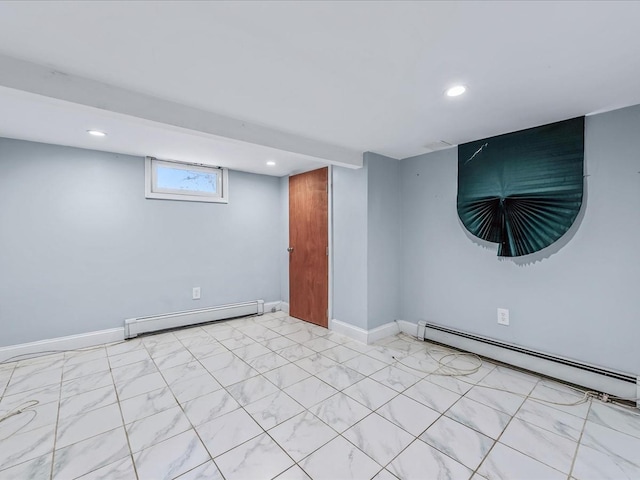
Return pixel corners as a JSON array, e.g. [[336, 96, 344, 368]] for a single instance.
[[424, 140, 454, 152]]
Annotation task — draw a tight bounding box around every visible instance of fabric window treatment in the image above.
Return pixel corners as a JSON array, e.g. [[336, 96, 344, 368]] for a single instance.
[[457, 117, 584, 257]]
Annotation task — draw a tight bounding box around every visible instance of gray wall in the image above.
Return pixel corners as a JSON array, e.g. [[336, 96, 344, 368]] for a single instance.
[[399, 105, 640, 373], [367, 153, 401, 329], [0, 138, 282, 346], [332, 164, 369, 329]]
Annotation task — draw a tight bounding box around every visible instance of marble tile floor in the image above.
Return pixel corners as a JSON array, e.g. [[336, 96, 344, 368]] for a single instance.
[[1, 312, 639, 480]]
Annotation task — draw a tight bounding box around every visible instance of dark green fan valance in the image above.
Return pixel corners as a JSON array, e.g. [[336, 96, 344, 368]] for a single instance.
[[457, 117, 584, 257]]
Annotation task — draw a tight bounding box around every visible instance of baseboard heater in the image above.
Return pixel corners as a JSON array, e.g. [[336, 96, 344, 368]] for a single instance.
[[124, 300, 264, 339], [416, 321, 639, 406]]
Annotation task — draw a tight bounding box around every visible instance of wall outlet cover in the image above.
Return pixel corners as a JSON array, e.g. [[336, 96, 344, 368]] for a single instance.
[[497, 308, 509, 326], [192, 287, 201, 300]]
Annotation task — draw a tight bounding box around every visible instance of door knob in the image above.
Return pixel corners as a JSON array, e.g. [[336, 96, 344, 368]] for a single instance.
[[287, 247, 294, 253]]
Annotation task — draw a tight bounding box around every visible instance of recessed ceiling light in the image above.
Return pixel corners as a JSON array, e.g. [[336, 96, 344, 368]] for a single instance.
[[87, 130, 107, 137], [445, 85, 467, 97], [266, 161, 276, 166]]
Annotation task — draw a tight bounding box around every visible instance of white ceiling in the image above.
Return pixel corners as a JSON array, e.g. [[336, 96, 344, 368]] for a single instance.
[[0, 1, 639, 175]]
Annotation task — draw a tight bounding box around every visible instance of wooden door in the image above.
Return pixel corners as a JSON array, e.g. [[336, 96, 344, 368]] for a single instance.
[[289, 167, 328, 327]]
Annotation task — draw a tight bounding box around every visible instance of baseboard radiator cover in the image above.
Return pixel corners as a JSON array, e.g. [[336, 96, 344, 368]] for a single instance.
[[412, 320, 638, 404], [124, 300, 264, 339]]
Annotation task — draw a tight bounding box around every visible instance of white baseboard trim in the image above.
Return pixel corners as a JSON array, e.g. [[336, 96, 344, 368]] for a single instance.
[[264, 301, 281, 313], [0, 328, 125, 363], [280, 302, 290, 314], [399, 319, 638, 403], [329, 319, 368, 344], [329, 319, 399, 345], [396, 320, 419, 338], [367, 322, 401, 344]]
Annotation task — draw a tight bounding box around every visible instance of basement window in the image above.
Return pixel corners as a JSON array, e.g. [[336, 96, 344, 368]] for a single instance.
[[145, 157, 228, 203]]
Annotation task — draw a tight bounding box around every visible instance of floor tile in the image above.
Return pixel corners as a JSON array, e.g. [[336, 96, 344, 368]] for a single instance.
[[111, 358, 157, 384], [215, 432, 294, 480], [499, 418, 577, 473], [245, 390, 304, 429], [516, 398, 585, 441], [52, 427, 130, 480], [294, 353, 339, 375], [264, 335, 298, 352], [477, 442, 565, 480], [588, 401, 640, 439], [572, 442, 640, 480], [269, 411, 337, 462], [161, 359, 209, 384], [370, 365, 421, 392], [275, 465, 312, 480], [1, 383, 61, 411], [106, 338, 144, 357], [0, 453, 52, 480], [0, 423, 56, 471], [115, 371, 166, 400], [231, 342, 272, 361], [182, 389, 240, 426], [55, 403, 123, 449], [316, 364, 365, 390], [133, 429, 210, 480], [322, 345, 361, 363], [364, 346, 399, 364], [310, 392, 371, 433], [172, 374, 222, 405], [376, 393, 440, 436], [227, 375, 280, 406], [445, 396, 511, 439], [387, 439, 472, 480], [300, 436, 381, 480], [58, 385, 117, 420], [76, 455, 136, 479], [153, 349, 195, 370], [344, 413, 414, 466], [0, 398, 58, 437], [283, 376, 338, 408], [479, 367, 538, 396], [126, 405, 191, 452], [210, 360, 259, 387], [286, 330, 318, 344], [63, 357, 110, 381], [426, 373, 474, 395], [4, 369, 62, 396], [420, 415, 494, 469], [120, 386, 178, 424], [264, 363, 311, 389], [343, 377, 398, 410], [343, 355, 388, 376], [404, 378, 461, 413], [196, 408, 263, 457], [247, 351, 290, 373], [580, 420, 640, 467], [198, 351, 237, 373], [278, 344, 315, 362], [465, 384, 525, 416], [303, 337, 338, 353], [174, 460, 224, 480], [107, 348, 151, 369]]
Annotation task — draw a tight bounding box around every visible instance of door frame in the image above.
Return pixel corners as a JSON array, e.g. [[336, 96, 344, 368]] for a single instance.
[[327, 165, 334, 327]]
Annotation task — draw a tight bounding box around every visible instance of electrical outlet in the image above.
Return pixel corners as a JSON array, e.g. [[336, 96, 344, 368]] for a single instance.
[[192, 287, 201, 300], [497, 308, 509, 326]]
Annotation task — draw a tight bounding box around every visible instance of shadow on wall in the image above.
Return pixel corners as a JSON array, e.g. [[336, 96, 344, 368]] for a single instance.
[[457, 176, 589, 266]]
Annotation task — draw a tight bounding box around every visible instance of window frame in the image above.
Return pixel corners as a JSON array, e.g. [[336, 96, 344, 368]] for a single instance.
[[144, 156, 229, 204]]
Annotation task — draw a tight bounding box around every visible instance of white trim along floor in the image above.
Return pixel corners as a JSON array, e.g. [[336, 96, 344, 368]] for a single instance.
[[1, 312, 639, 479]]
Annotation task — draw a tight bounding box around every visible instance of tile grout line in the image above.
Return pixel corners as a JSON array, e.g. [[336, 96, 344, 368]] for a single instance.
[[567, 396, 593, 479]]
